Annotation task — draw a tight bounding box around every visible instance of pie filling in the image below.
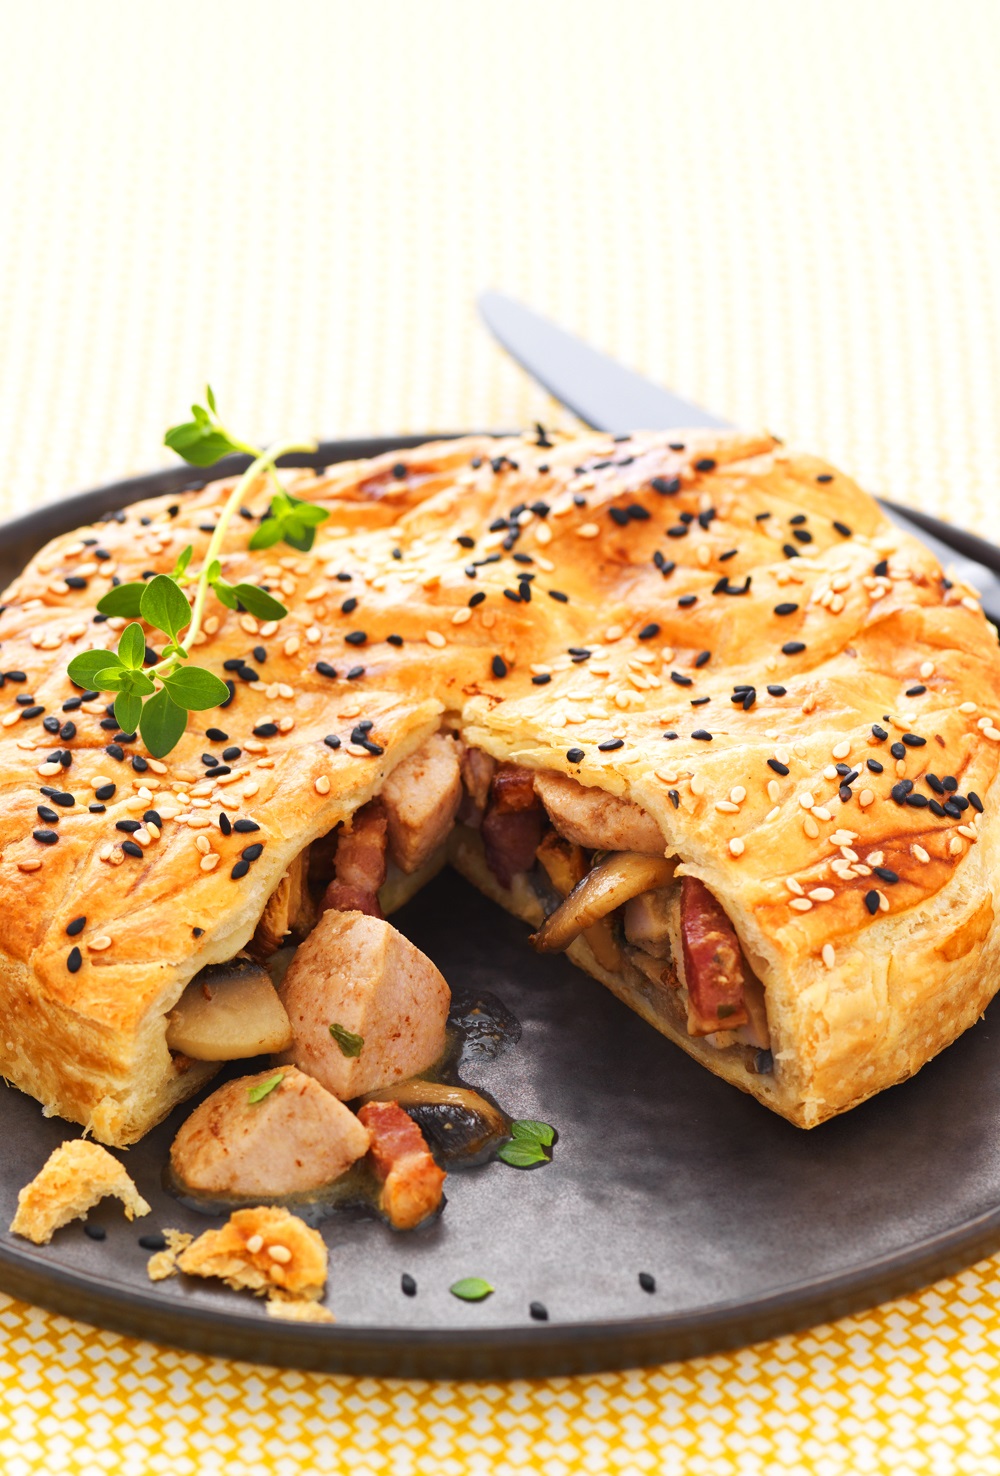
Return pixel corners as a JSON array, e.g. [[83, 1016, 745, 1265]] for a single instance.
[[167, 731, 772, 1079]]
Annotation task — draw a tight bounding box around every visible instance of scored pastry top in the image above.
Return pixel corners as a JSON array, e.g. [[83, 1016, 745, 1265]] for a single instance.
[[1, 427, 997, 1037]]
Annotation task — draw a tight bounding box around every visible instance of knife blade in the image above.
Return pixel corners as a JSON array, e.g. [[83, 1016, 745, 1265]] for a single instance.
[[478, 289, 1000, 626]]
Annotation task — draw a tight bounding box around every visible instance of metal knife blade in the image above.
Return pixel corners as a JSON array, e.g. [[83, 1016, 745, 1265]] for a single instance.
[[477, 289, 1000, 626]]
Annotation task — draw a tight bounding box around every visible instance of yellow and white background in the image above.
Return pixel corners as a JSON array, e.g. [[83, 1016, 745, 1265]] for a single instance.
[[1, 1, 999, 1470]]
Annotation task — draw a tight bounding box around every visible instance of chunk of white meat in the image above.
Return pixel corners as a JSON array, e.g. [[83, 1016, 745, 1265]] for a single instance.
[[381, 732, 462, 874], [166, 955, 293, 1061], [169, 1066, 370, 1196], [276, 910, 451, 1099], [623, 887, 676, 960], [533, 771, 665, 855]]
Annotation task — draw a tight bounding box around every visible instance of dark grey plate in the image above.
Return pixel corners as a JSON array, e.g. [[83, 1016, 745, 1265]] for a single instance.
[[1, 435, 1000, 1380]]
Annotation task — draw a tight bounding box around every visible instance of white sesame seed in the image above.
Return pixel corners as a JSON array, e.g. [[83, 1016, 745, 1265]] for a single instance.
[[426, 631, 446, 648], [961, 596, 981, 612], [315, 775, 331, 795], [452, 608, 473, 625], [576, 523, 600, 539], [803, 816, 820, 838], [765, 806, 780, 821], [715, 800, 740, 814], [728, 838, 745, 856], [774, 747, 790, 766], [831, 740, 851, 759], [878, 891, 889, 912], [809, 887, 835, 902], [858, 789, 875, 808], [730, 786, 746, 803], [982, 727, 1000, 742], [959, 702, 977, 714], [239, 614, 260, 635], [798, 793, 816, 809], [911, 844, 930, 862], [246, 1235, 264, 1254], [199, 853, 220, 871], [767, 780, 780, 802], [957, 823, 978, 839], [305, 626, 322, 645], [787, 876, 805, 896], [16, 859, 42, 873], [789, 897, 813, 912], [195, 835, 211, 854], [689, 773, 707, 796], [87, 936, 112, 952], [812, 806, 832, 822], [267, 1243, 293, 1264], [919, 661, 934, 679], [868, 851, 884, 866]]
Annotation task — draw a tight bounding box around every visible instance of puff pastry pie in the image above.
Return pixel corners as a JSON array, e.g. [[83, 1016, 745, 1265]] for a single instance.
[[2, 428, 998, 1142]]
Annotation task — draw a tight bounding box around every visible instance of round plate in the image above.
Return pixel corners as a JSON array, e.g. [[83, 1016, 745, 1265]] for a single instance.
[[1, 435, 1000, 1380]]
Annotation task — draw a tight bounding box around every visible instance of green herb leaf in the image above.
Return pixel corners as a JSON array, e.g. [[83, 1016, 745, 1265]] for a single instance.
[[67, 648, 123, 688], [233, 583, 287, 620], [247, 1070, 285, 1104], [138, 687, 188, 757], [140, 574, 192, 641], [164, 419, 244, 468], [329, 1022, 364, 1057], [247, 516, 285, 551], [449, 1278, 494, 1302], [172, 545, 194, 579], [96, 582, 146, 618], [280, 519, 316, 553], [496, 1141, 548, 1168], [117, 622, 147, 670], [205, 383, 217, 415], [114, 691, 142, 735], [212, 579, 240, 610], [509, 1119, 555, 1147], [161, 665, 231, 711], [283, 493, 328, 527]]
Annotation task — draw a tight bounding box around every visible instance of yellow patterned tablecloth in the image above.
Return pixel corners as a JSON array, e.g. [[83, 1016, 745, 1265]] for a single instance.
[[2, 1, 1000, 1470]]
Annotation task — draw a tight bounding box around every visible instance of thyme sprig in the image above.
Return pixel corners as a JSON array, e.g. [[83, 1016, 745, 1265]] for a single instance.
[[66, 389, 322, 757]]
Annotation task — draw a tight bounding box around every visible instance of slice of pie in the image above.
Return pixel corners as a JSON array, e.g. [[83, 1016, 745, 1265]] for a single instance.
[[1, 427, 997, 1142]]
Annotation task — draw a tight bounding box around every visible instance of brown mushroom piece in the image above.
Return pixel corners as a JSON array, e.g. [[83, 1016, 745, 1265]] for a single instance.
[[170, 1066, 370, 1197], [166, 954, 293, 1061], [276, 910, 451, 1099], [531, 853, 677, 954]]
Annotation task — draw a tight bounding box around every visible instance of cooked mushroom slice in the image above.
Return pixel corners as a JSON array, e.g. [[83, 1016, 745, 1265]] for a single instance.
[[170, 1066, 370, 1197], [360, 1079, 509, 1165], [166, 954, 293, 1061], [531, 853, 677, 955], [535, 831, 621, 971], [277, 910, 451, 1099]]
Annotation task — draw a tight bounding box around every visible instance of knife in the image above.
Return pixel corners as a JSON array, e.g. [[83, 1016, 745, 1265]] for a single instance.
[[478, 290, 1000, 626]]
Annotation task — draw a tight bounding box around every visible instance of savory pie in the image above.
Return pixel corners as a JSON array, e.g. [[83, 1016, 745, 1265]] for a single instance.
[[1, 427, 997, 1142]]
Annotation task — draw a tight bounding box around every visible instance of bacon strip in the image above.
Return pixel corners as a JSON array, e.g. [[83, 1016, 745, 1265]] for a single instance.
[[481, 764, 546, 888], [321, 800, 387, 918], [680, 876, 750, 1034], [357, 1100, 446, 1230]]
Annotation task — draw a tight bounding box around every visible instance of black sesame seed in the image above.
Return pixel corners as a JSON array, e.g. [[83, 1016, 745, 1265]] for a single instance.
[[139, 1233, 167, 1252], [817, 473, 834, 484], [95, 784, 116, 802], [121, 841, 143, 858], [839, 785, 853, 803], [691, 730, 713, 741], [695, 650, 711, 668], [548, 590, 569, 603], [503, 588, 522, 603], [694, 458, 716, 473], [231, 859, 251, 879], [670, 672, 693, 687], [942, 775, 958, 791], [598, 738, 624, 752], [66, 916, 86, 936], [925, 773, 945, 794], [67, 946, 82, 973], [241, 843, 264, 862], [531, 674, 551, 686], [528, 1300, 549, 1321], [324, 735, 341, 750], [115, 819, 141, 833], [781, 642, 806, 655], [782, 544, 800, 559], [346, 666, 365, 681], [345, 631, 367, 646], [768, 759, 790, 775], [873, 559, 889, 577], [512, 553, 534, 565], [668, 788, 680, 807], [792, 528, 813, 544], [62, 699, 82, 713], [890, 742, 906, 760], [766, 684, 787, 697], [5, 671, 26, 682], [678, 594, 697, 608], [143, 811, 162, 828], [691, 696, 711, 706], [943, 799, 963, 818], [105, 744, 124, 761], [929, 798, 946, 817], [566, 747, 585, 764], [902, 733, 926, 747], [873, 866, 899, 884], [864, 891, 880, 915], [83, 1222, 106, 1241], [652, 476, 680, 495], [33, 829, 58, 845], [951, 794, 970, 811], [253, 645, 267, 663], [638, 623, 660, 641], [223, 658, 244, 672], [970, 791, 984, 813], [492, 656, 507, 678], [518, 580, 532, 603], [60, 722, 76, 741], [36, 805, 58, 822], [866, 759, 883, 774], [667, 525, 689, 538], [871, 725, 888, 742], [742, 691, 756, 709], [773, 602, 799, 616], [638, 1272, 656, 1293], [391, 462, 407, 480], [131, 755, 148, 773], [386, 634, 404, 647], [906, 685, 926, 696], [20, 705, 44, 720], [401, 1273, 417, 1297], [207, 725, 230, 744], [253, 723, 278, 738], [42, 716, 59, 734], [833, 521, 852, 536], [341, 597, 358, 614], [88, 804, 105, 814], [234, 819, 260, 833], [222, 746, 241, 762], [456, 535, 475, 549], [609, 506, 630, 527], [663, 731, 678, 740]]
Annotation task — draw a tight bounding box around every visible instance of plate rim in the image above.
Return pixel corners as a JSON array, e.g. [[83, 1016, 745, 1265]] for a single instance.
[[2, 432, 999, 1379]]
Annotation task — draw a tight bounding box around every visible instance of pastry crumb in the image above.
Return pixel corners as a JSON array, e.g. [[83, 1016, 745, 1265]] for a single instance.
[[10, 1140, 151, 1245], [177, 1205, 326, 1299], [146, 1228, 193, 1281], [266, 1297, 335, 1324]]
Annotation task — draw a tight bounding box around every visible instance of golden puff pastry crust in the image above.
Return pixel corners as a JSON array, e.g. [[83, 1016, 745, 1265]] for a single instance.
[[1, 427, 998, 1138]]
